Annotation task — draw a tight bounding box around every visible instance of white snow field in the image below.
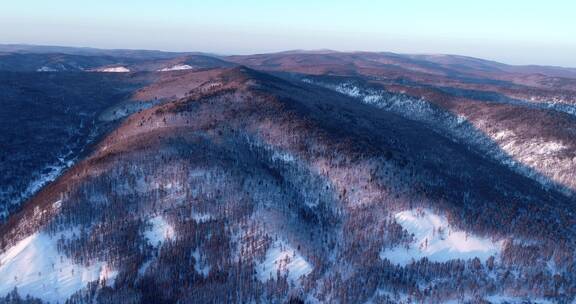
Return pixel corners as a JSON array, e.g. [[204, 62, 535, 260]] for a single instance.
[[158, 64, 193, 72], [96, 66, 130, 73], [380, 209, 503, 266], [256, 240, 313, 283], [0, 232, 116, 303], [145, 215, 175, 246]]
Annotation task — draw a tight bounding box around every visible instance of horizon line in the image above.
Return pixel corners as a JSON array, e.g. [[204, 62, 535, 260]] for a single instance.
[[1, 42, 575, 69]]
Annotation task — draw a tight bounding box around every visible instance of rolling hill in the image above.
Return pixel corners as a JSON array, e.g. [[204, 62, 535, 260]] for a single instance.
[[1, 46, 576, 304]]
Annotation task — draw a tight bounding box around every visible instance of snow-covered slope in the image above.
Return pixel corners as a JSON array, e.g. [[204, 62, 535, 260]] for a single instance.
[[256, 240, 313, 283], [3, 64, 575, 303], [0, 232, 116, 303], [381, 209, 503, 265], [309, 80, 576, 195], [158, 64, 193, 72]]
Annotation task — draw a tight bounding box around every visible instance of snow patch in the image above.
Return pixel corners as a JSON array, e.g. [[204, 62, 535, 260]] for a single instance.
[[0, 232, 116, 303], [96, 66, 130, 73], [52, 199, 62, 210], [191, 249, 210, 277], [493, 130, 515, 141], [152, 181, 183, 192], [271, 151, 296, 163], [307, 80, 435, 122], [159, 64, 193, 71], [36, 66, 58, 72], [380, 209, 502, 266], [502, 138, 567, 156], [145, 216, 175, 245], [456, 114, 467, 125], [192, 212, 213, 224], [256, 240, 313, 283]]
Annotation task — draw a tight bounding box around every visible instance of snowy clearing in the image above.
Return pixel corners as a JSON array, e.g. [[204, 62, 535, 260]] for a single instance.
[[158, 64, 193, 71], [380, 209, 503, 265], [96, 66, 130, 73], [145, 216, 175, 245], [0, 232, 116, 303], [256, 240, 312, 283]]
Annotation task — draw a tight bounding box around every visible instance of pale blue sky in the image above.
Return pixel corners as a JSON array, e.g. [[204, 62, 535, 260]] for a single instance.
[[1, 0, 574, 66]]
